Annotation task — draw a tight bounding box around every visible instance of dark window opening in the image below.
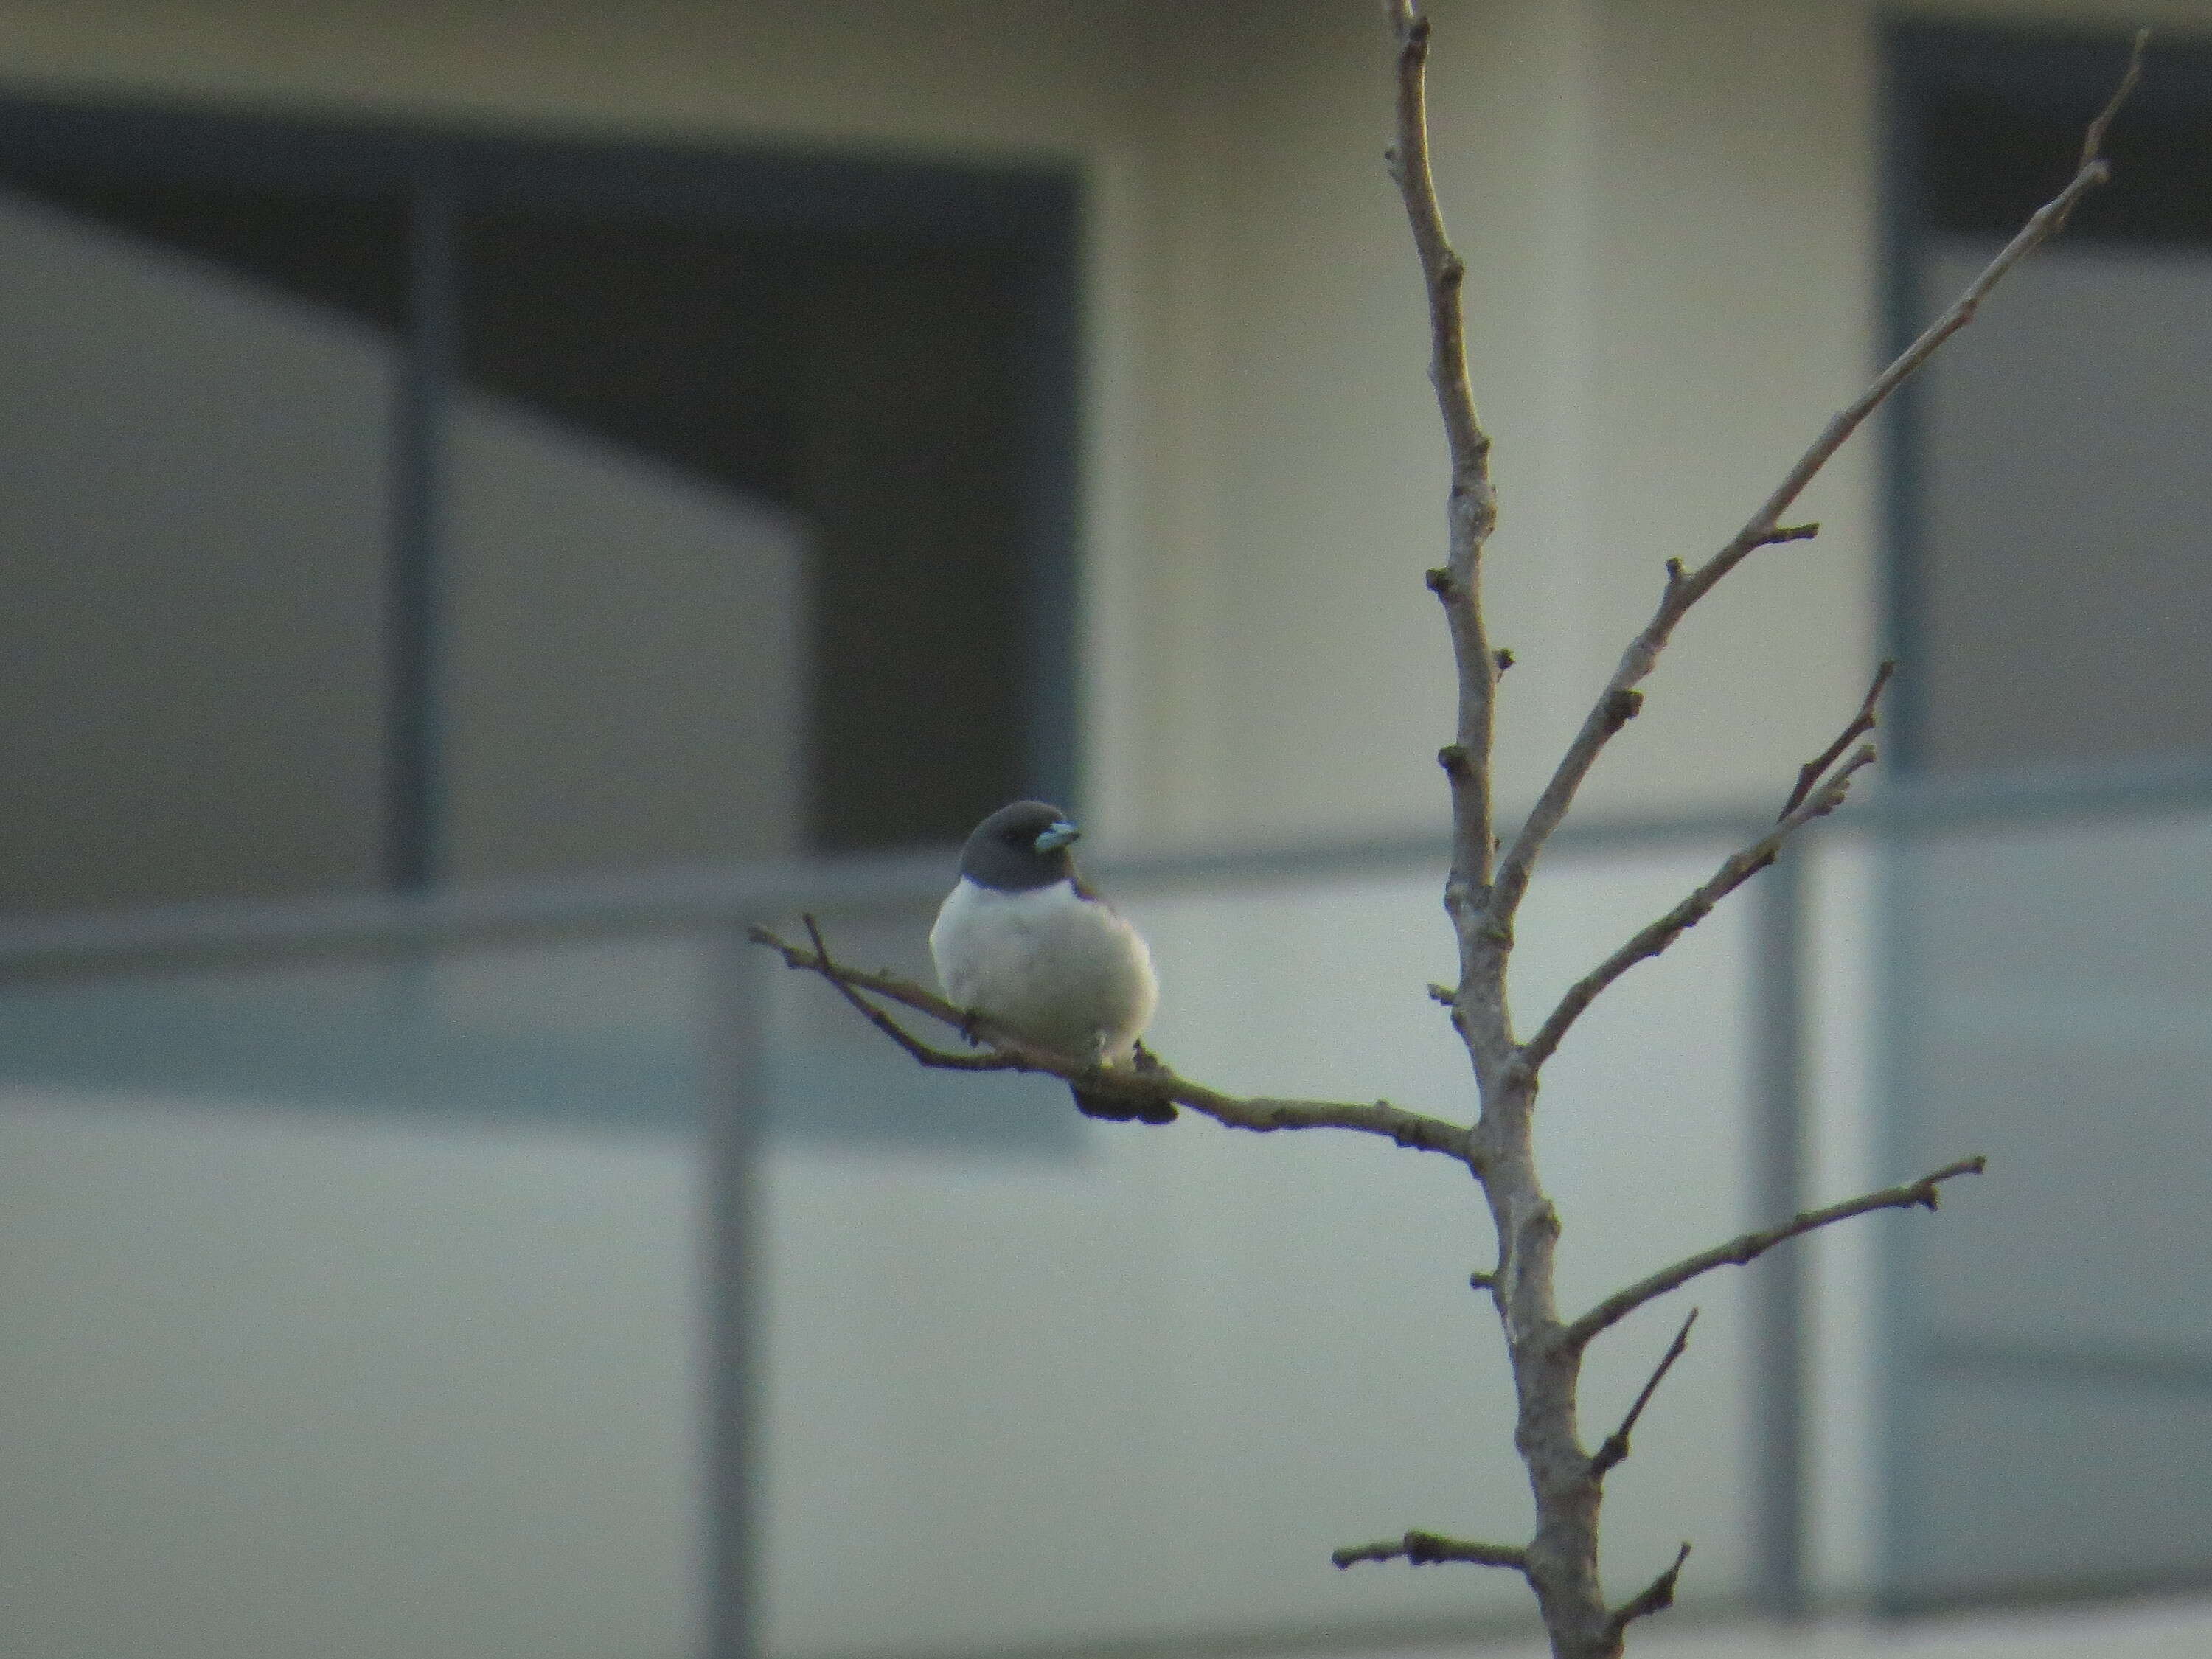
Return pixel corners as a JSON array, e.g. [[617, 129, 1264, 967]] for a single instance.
[[0, 104, 1077, 916], [1887, 25, 2212, 779]]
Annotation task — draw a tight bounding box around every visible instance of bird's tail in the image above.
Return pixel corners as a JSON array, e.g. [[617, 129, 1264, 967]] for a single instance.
[[1072, 1084, 1176, 1125]]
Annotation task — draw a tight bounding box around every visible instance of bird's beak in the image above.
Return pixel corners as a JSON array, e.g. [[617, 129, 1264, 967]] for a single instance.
[[1034, 820, 1081, 853]]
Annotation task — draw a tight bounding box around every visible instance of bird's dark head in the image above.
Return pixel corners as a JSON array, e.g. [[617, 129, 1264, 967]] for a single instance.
[[959, 800, 1082, 892]]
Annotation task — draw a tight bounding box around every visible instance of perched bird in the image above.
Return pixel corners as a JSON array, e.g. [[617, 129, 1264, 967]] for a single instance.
[[929, 800, 1170, 1124]]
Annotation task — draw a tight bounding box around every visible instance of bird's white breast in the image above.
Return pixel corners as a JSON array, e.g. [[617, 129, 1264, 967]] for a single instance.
[[928, 877, 1158, 1063]]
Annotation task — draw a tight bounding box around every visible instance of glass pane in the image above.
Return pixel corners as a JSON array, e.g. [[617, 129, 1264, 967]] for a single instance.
[[442, 380, 812, 879], [1914, 240, 2212, 773], [0, 178, 397, 914], [1887, 806, 2212, 1603], [453, 206, 1048, 862]]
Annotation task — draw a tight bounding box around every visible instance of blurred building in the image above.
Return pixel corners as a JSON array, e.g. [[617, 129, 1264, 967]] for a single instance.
[[1, 3, 2210, 1658]]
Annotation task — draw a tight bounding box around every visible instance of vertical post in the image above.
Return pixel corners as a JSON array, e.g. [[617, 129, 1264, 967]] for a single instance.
[[387, 170, 457, 891], [702, 925, 766, 1659], [1750, 841, 1808, 1619], [1873, 804, 1921, 1617]]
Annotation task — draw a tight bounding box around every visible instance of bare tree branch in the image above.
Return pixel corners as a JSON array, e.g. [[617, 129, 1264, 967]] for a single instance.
[[1518, 654, 1890, 1074], [1607, 1543, 1692, 1636], [795, 916, 1019, 1073], [751, 924, 1479, 1161], [1588, 1307, 1699, 1480], [1781, 658, 1895, 818], [1332, 1529, 1531, 1573], [1518, 743, 1874, 1074], [1518, 650, 1892, 1073], [1385, 0, 1502, 959], [2078, 28, 2149, 170], [1564, 1157, 1988, 1352], [1485, 30, 2146, 931]]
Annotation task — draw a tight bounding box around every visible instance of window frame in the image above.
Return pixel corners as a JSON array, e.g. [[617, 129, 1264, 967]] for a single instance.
[[0, 91, 1083, 886]]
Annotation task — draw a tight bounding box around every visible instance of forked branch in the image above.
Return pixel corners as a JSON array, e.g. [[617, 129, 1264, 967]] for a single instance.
[[795, 916, 1020, 1074], [1608, 1543, 1693, 1637], [1563, 1157, 1989, 1351], [1519, 742, 1874, 1073], [1519, 651, 1893, 1072], [1781, 658, 1894, 818], [1486, 31, 2146, 929], [1589, 1307, 1699, 1479], [751, 922, 1478, 1160]]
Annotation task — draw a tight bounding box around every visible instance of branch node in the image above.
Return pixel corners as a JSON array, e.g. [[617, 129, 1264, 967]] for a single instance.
[[1427, 981, 1457, 1006], [1601, 688, 1644, 731], [1609, 1542, 1693, 1635], [1589, 1307, 1699, 1478], [2077, 30, 2146, 172], [1438, 743, 1472, 777], [1332, 1529, 1528, 1574], [1780, 658, 1895, 819], [1425, 566, 1453, 597]]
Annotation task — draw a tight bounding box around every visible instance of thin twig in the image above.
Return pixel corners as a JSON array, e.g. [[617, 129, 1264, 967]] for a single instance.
[[750, 924, 1479, 1161], [1485, 32, 2146, 931], [796, 916, 1016, 1072], [2079, 29, 2149, 171], [1332, 1529, 1530, 1573], [1383, 6, 1484, 478], [1564, 1157, 1988, 1351], [1385, 0, 1500, 934], [1589, 1307, 1699, 1478], [1521, 656, 1891, 1072], [1519, 745, 1874, 1073], [1780, 658, 1895, 818], [1607, 1542, 1692, 1635]]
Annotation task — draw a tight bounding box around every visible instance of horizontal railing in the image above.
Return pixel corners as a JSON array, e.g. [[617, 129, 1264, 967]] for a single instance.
[[7, 754, 2211, 976], [5, 753, 2212, 1655]]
